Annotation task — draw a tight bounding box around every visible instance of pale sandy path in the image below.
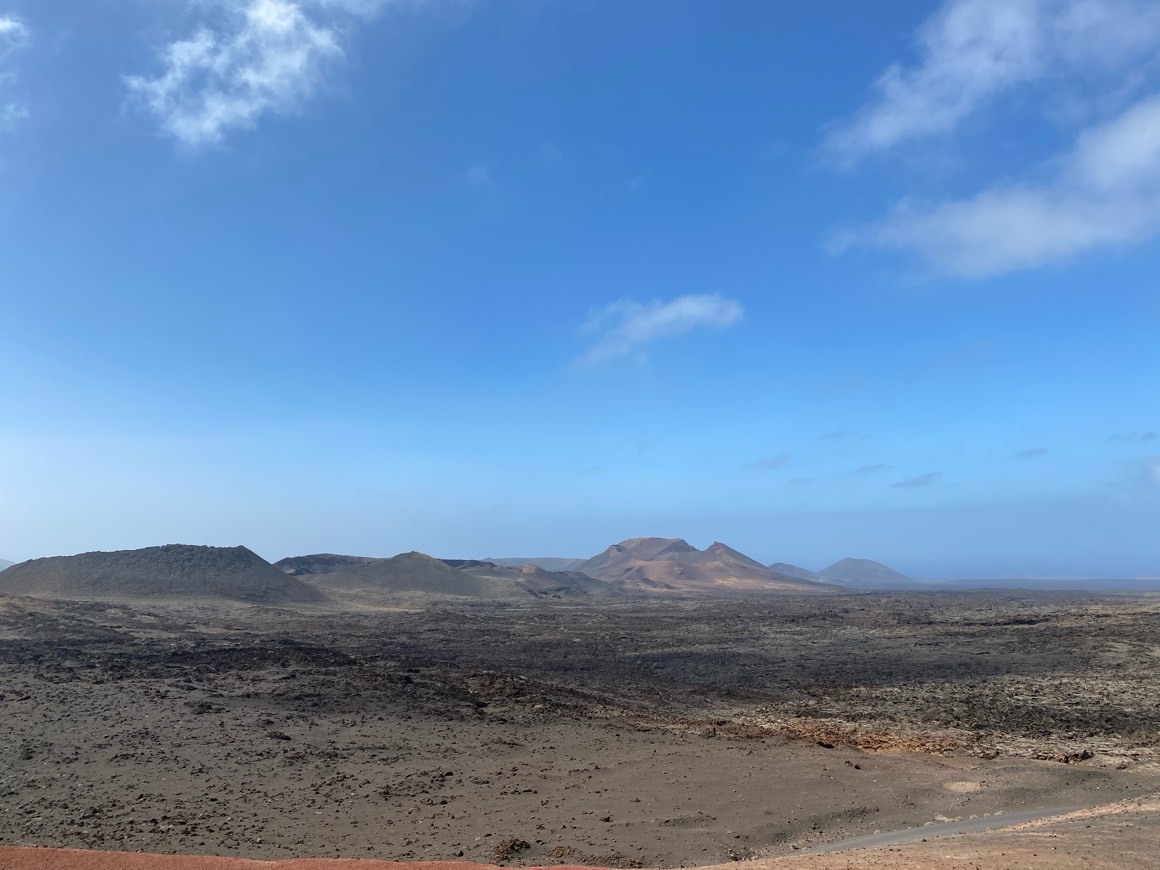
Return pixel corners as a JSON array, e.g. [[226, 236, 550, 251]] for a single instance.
[[803, 805, 1076, 853]]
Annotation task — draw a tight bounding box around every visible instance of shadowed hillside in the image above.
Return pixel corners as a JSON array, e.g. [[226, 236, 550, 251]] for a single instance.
[[485, 557, 588, 572], [277, 552, 493, 597], [278, 552, 620, 600], [768, 562, 823, 581], [444, 560, 621, 599], [819, 557, 922, 589]]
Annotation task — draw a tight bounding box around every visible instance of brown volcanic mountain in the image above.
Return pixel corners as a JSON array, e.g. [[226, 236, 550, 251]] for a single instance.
[[578, 537, 838, 595], [0, 545, 324, 604], [277, 552, 619, 600]]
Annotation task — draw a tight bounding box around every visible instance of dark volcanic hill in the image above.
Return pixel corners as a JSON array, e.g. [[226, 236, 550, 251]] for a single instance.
[[0, 545, 324, 604], [768, 562, 823, 581], [819, 557, 916, 589], [444, 560, 620, 599], [278, 552, 492, 597], [485, 557, 588, 572], [279, 552, 619, 600], [578, 537, 838, 596], [0, 558, 13, 572]]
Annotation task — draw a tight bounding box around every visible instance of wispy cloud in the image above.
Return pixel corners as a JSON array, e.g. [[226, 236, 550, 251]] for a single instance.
[[856, 463, 892, 475], [1111, 430, 1157, 443], [1112, 454, 1160, 500], [466, 162, 493, 186], [1016, 447, 1049, 459], [834, 94, 1160, 277], [579, 294, 744, 366], [891, 471, 943, 489], [125, 0, 392, 149], [822, 0, 1160, 165], [747, 453, 791, 472], [904, 341, 995, 380], [0, 14, 29, 132], [818, 429, 858, 441], [821, 377, 865, 396]]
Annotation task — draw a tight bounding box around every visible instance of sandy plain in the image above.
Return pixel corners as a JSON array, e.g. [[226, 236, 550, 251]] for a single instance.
[[0, 591, 1157, 867]]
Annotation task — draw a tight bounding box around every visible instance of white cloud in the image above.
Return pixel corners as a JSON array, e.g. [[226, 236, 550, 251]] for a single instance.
[[126, 0, 346, 148], [580, 294, 744, 366], [832, 93, 1160, 276], [823, 0, 1160, 164], [0, 14, 26, 41], [0, 13, 29, 132]]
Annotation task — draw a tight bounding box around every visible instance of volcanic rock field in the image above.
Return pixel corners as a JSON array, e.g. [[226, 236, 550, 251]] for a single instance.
[[1, 581, 1157, 866]]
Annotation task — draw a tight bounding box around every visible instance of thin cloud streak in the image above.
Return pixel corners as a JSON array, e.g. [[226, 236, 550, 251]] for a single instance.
[[1111, 431, 1157, 443], [818, 429, 858, 441], [891, 471, 943, 489], [579, 294, 744, 366], [466, 163, 493, 185], [1017, 447, 1049, 459], [857, 463, 892, 474], [747, 453, 791, 472]]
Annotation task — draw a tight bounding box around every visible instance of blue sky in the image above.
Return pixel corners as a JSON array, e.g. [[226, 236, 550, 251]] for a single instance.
[[1, 0, 1158, 578]]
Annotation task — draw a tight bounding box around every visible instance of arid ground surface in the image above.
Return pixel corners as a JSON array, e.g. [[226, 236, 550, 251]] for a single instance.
[[1, 592, 1157, 867]]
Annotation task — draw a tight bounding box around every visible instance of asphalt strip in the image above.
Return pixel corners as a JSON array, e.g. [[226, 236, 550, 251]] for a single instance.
[[804, 806, 1077, 854]]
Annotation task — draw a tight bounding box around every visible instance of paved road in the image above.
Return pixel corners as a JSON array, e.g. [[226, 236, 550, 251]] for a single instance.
[[804, 806, 1076, 854]]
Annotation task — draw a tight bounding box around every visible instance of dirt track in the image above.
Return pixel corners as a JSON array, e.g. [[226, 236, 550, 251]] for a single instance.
[[1, 592, 1157, 866]]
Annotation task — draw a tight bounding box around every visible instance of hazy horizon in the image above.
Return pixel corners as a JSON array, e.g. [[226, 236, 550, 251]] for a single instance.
[[2, 1, 1157, 578]]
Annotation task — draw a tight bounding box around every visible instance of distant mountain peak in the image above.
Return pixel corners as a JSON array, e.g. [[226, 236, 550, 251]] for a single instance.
[[703, 542, 769, 570], [819, 557, 913, 588], [578, 537, 838, 596], [652, 539, 698, 558]]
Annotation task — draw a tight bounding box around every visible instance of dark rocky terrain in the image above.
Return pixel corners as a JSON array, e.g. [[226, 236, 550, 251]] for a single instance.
[[0, 590, 1156, 865]]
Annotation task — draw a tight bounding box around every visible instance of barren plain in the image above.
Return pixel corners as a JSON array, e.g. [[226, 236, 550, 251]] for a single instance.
[[1, 591, 1157, 867]]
